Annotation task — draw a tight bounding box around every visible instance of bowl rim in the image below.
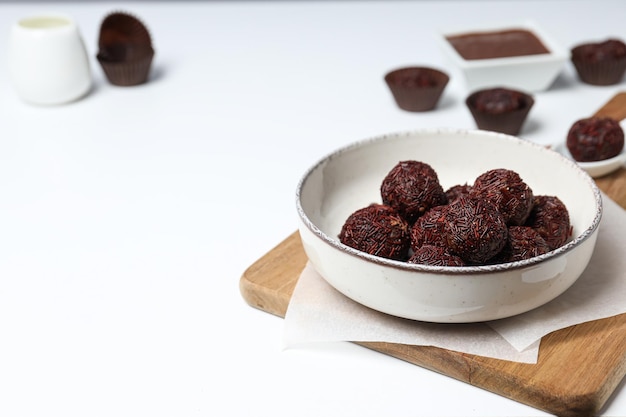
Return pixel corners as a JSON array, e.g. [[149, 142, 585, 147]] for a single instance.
[[295, 128, 603, 276], [436, 19, 569, 69]]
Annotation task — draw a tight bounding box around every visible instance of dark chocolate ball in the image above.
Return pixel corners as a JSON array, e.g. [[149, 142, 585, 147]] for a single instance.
[[471, 168, 534, 226], [566, 117, 624, 162], [339, 203, 410, 261], [445, 183, 473, 204], [409, 205, 449, 252], [397, 71, 439, 88], [443, 196, 508, 264], [573, 39, 626, 62], [525, 195, 572, 251], [380, 160, 447, 224], [490, 226, 550, 264], [471, 88, 526, 114], [408, 244, 465, 267]]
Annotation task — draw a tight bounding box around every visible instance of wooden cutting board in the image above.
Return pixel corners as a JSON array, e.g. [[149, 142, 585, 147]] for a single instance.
[[240, 95, 626, 417]]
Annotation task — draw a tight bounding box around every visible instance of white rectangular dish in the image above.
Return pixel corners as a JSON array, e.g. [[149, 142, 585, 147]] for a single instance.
[[437, 20, 568, 92]]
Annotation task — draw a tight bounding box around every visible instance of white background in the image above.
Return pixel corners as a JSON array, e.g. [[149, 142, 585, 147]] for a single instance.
[[0, 1, 624, 416]]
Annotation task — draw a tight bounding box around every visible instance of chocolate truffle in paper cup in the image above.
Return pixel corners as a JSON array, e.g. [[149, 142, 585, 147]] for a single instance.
[[98, 12, 152, 48], [465, 87, 534, 135], [384, 67, 449, 112], [97, 11, 154, 86], [571, 39, 626, 86], [97, 45, 154, 86]]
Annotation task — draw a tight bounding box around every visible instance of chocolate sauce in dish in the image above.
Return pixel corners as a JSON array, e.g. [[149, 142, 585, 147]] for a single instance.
[[447, 29, 550, 60]]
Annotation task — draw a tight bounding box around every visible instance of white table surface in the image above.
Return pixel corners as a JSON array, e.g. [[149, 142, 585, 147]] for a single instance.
[[0, 1, 624, 416]]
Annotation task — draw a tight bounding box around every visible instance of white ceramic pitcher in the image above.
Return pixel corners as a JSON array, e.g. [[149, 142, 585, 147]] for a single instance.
[[8, 13, 92, 105]]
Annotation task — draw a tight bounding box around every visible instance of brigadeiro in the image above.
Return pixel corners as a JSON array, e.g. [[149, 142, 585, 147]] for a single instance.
[[471, 168, 534, 226], [408, 244, 466, 267], [445, 183, 472, 203], [465, 87, 534, 135], [571, 38, 626, 85], [490, 226, 550, 264], [525, 195, 572, 251], [566, 116, 625, 162], [380, 160, 447, 224], [337, 162, 573, 267], [443, 196, 508, 264], [384, 67, 449, 112], [97, 11, 155, 86], [409, 205, 449, 252], [339, 203, 410, 261]]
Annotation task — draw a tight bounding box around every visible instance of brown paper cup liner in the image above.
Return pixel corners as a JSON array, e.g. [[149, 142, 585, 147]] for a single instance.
[[99, 11, 152, 49], [571, 55, 626, 86], [99, 43, 151, 62], [97, 47, 154, 86], [466, 89, 534, 136], [384, 67, 449, 112]]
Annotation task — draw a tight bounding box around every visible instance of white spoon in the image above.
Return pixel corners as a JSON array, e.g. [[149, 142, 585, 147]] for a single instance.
[[575, 149, 626, 178]]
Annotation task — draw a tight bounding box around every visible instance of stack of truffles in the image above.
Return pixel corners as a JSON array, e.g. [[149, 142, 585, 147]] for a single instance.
[[97, 11, 155, 86]]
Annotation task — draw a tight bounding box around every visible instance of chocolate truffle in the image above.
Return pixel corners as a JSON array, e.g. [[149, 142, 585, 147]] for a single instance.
[[471, 168, 534, 226], [339, 204, 410, 261], [443, 196, 508, 264], [465, 87, 534, 135], [445, 183, 473, 203], [571, 38, 626, 85], [490, 226, 550, 264], [408, 244, 466, 267], [380, 160, 447, 224], [97, 12, 155, 86], [525, 195, 572, 251], [409, 205, 449, 252], [566, 116, 625, 162], [384, 67, 449, 112], [473, 88, 526, 113]]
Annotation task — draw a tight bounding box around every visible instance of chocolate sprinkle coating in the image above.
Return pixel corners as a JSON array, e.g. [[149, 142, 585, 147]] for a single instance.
[[471, 168, 534, 226], [445, 183, 473, 203], [525, 195, 572, 251], [409, 205, 449, 252], [408, 244, 466, 267], [380, 160, 447, 224], [339, 203, 410, 261], [490, 226, 550, 264], [566, 117, 624, 162], [337, 162, 572, 267], [443, 196, 508, 264]]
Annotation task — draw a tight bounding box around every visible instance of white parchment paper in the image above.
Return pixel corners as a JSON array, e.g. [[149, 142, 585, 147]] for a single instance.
[[283, 194, 626, 364]]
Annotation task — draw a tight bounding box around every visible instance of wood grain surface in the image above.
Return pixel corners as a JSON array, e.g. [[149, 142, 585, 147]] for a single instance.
[[240, 169, 626, 417], [594, 91, 626, 121], [240, 94, 626, 417]]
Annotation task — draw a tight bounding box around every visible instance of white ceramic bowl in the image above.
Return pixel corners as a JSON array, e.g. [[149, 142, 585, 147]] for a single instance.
[[436, 20, 568, 92], [296, 129, 602, 323]]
